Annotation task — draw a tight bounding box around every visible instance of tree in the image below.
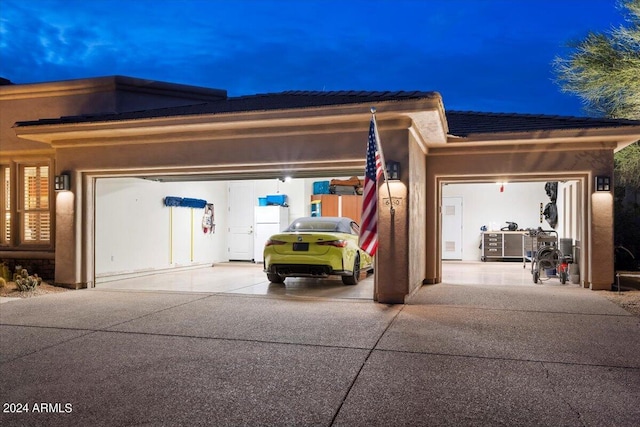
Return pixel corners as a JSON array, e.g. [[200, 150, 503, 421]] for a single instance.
[[554, 0, 640, 264], [553, 0, 640, 183], [553, 0, 640, 120]]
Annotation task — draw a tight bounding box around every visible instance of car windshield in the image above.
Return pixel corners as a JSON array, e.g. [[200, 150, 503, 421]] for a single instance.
[[286, 219, 344, 232]]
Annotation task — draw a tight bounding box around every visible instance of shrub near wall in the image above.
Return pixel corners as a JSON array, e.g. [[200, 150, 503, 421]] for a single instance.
[[0, 259, 55, 282]]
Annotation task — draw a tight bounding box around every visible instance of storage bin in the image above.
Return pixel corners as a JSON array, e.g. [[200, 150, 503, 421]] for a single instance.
[[258, 197, 268, 206], [313, 181, 330, 194], [266, 194, 287, 206]]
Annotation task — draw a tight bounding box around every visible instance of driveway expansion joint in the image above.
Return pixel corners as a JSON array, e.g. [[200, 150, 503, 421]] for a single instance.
[[329, 302, 407, 426]]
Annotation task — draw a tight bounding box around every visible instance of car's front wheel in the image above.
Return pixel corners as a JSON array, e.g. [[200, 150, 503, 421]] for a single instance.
[[267, 273, 284, 284], [342, 254, 360, 286]]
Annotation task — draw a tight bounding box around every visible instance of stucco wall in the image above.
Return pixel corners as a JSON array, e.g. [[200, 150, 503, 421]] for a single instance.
[[408, 131, 427, 295], [0, 77, 227, 154], [53, 130, 371, 173], [375, 129, 410, 303], [0, 91, 116, 152]]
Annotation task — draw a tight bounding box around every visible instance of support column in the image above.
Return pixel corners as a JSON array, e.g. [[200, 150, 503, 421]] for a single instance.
[[54, 189, 79, 288], [590, 190, 614, 290], [375, 182, 408, 304]]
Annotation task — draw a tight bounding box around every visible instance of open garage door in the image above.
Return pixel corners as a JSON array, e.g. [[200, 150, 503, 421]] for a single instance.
[[93, 173, 374, 299], [440, 179, 583, 288]]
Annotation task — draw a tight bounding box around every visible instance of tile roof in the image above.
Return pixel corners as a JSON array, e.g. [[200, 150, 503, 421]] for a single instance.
[[13, 90, 640, 136], [445, 110, 640, 137], [17, 90, 438, 126]]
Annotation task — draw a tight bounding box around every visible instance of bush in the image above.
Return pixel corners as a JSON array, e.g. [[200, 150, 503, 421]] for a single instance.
[[15, 274, 41, 291], [13, 266, 42, 292], [0, 262, 11, 282]]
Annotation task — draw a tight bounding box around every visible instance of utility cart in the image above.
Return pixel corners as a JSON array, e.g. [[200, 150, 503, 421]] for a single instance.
[[529, 229, 570, 284]]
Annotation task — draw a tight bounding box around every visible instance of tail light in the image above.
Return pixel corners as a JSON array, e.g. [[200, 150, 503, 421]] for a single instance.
[[265, 239, 286, 247], [317, 240, 348, 248]]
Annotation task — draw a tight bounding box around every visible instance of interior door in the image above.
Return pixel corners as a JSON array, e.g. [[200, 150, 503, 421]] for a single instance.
[[442, 196, 463, 260], [228, 181, 255, 261]]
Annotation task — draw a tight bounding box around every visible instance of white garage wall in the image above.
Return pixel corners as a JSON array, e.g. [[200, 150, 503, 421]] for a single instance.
[[95, 178, 228, 279], [442, 182, 551, 261], [253, 177, 356, 223], [95, 176, 360, 280]]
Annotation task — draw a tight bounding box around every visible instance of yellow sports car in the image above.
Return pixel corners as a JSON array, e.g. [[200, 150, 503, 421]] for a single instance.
[[263, 216, 373, 285]]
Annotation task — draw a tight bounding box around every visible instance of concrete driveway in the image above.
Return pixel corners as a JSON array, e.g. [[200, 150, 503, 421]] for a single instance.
[[1, 263, 639, 426]]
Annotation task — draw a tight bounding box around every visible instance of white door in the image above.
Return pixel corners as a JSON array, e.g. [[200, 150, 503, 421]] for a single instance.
[[442, 196, 463, 260], [228, 181, 255, 261]]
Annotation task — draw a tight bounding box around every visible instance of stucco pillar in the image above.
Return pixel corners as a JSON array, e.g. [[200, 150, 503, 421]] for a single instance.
[[54, 188, 79, 288], [590, 190, 614, 290], [375, 181, 408, 304]]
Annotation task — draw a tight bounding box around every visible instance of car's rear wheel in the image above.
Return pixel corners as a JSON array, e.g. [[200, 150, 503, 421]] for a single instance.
[[342, 254, 360, 286], [267, 273, 284, 284]]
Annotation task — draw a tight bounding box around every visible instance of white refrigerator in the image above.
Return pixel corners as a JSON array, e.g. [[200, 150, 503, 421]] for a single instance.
[[254, 206, 289, 263]]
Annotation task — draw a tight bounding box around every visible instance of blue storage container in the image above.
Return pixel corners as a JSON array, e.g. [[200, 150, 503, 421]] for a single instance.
[[313, 181, 330, 194], [266, 194, 287, 206], [311, 200, 321, 217], [258, 197, 268, 206]]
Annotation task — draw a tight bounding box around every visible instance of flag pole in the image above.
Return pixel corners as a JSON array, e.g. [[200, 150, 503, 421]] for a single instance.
[[371, 107, 395, 215]]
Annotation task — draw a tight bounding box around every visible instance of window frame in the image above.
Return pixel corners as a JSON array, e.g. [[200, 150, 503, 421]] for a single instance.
[[0, 159, 55, 250], [0, 163, 11, 247]]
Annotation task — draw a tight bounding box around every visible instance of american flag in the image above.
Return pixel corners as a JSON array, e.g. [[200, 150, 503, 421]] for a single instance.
[[359, 118, 383, 256]]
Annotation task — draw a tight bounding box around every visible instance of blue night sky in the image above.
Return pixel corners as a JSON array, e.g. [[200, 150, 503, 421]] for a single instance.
[[0, 0, 628, 116]]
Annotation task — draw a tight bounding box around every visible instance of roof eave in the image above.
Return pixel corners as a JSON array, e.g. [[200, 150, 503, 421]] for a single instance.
[[444, 127, 640, 151], [0, 75, 227, 101], [14, 96, 446, 147]]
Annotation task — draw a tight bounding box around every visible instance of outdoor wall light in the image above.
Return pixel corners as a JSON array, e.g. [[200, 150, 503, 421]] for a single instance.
[[386, 160, 400, 180], [595, 175, 611, 192], [54, 174, 70, 191]]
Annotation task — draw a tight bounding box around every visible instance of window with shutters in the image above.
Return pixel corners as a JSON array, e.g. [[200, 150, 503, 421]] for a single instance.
[[1, 165, 10, 245], [19, 164, 51, 245]]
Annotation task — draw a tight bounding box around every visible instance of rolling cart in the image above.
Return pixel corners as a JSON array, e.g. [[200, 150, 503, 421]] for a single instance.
[[529, 229, 570, 284]]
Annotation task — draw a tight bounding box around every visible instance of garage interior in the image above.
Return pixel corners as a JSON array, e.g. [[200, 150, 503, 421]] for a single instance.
[[95, 173, 580, 297]]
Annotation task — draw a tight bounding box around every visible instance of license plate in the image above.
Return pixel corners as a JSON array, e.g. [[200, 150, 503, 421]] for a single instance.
[[293, 242, 309, 251]]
